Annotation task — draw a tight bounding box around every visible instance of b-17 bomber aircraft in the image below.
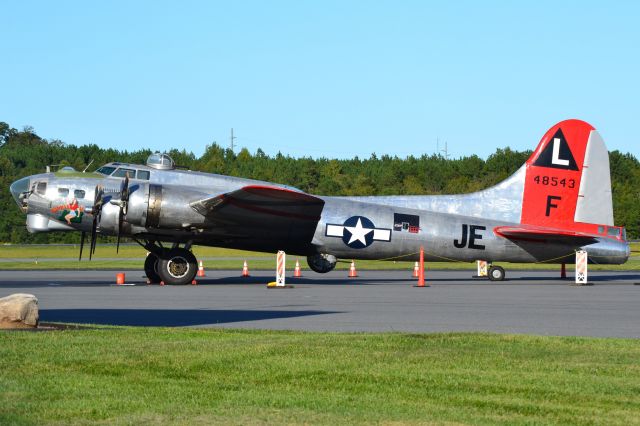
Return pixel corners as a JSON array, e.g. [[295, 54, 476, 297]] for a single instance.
[[10, 119, 630, 285]]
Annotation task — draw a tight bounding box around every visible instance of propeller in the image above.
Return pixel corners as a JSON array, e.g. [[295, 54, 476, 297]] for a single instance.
[[79, 231, 86, 261], [116, 174, 130, 253], [89, 184, 105, 260]]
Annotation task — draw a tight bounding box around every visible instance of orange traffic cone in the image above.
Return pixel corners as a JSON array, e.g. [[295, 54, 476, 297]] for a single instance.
[[293, 259, 302, 278], [242, 260, 250, 277], [197, 260, 206, 277], [348, 260, 358, 278], [412, 261, 419, 278]]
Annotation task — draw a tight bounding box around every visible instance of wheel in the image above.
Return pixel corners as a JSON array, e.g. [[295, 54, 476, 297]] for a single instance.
[[157, 248, 198, 285], [144, 253, 161, 283], [488, 265, 506, 281], [307, 253, 337, 273]]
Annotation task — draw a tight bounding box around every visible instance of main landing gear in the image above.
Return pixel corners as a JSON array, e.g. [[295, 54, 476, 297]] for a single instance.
[[139, 241, 198, 285]]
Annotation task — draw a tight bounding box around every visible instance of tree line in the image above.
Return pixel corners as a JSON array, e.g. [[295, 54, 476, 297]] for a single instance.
[[1, 121, 639, 243]]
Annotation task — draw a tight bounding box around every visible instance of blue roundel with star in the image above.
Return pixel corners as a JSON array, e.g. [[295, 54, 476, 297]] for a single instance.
[[342, 216, 376, 249], [325, 215, 392, 249]]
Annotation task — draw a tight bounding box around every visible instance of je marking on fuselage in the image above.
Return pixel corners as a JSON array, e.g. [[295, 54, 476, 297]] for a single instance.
[[453, 224, 486, 250]]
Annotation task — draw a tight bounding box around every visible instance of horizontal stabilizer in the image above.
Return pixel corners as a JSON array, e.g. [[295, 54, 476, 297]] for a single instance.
[[494, 225, 597, 245]]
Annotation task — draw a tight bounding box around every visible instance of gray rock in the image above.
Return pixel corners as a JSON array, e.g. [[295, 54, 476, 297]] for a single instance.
[[0, 293, 39, 329]]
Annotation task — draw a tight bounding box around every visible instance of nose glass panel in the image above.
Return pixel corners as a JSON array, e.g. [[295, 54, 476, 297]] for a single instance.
[[10, 177, 30, 208]]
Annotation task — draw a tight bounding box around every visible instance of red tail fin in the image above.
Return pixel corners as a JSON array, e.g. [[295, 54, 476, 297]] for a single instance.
[[521, 119, 613, 232]]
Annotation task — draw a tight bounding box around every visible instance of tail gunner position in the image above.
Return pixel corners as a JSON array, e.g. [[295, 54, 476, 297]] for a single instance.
[[10, 119, 630, 285]]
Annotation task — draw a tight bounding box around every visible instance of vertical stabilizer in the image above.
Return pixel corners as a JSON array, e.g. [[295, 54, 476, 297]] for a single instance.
[[520, 119, 613, 229]]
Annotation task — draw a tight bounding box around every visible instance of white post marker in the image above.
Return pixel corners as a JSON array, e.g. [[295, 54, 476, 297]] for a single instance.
[[575, 250, 588, 285], [477, 260, 488, 277], [276, 250, 286, 287]]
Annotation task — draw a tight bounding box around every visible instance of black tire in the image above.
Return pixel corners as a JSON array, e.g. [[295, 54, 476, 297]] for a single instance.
[[144, 253, 161, 283], [307, 254, 337, 273], [488, 265, 506, 281], [157, 248, 198, 285]]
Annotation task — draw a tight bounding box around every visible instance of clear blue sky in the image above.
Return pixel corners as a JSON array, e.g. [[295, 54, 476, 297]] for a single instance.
[[1, 1, 638, 159]]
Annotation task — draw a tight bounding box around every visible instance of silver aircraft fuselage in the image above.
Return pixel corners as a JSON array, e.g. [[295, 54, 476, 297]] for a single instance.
[[10, 161, 630, 265]]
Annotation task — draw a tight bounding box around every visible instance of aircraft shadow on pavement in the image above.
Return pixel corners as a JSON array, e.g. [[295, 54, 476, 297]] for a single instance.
[[39, 308, 339, 327], [195, 276, 416, 286]]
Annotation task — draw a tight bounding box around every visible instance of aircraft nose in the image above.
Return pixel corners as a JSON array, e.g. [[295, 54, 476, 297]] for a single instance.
[[10, 177, 30, 210]]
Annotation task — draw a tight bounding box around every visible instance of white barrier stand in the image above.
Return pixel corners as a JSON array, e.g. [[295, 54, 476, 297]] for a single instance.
[[268, 250, 293, 288], [473, 260, 488, 278], [478, 260, 488, 277], [574, 250, 591, 285], [276, 250, 286, 287]]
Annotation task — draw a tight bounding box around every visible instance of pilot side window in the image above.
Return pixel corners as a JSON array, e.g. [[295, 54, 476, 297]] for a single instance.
[[58, 187, 69, 197], [74, 189, 86, 199], [112, 168, 136, 178], [36, 182, 47, 195], [137, 170, 150, 180], [96, 166, 117, 175]]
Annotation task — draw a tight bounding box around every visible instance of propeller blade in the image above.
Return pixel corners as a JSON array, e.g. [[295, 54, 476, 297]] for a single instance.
[[116, 202, 124, 253], [90, 216, 98, 260], [89, 184, 103, 261], [121, 174, 130, 201], [115, 175, 130, 254], [79, 231, 86, 261]]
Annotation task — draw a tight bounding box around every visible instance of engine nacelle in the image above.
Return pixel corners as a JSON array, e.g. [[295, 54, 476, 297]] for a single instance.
[[307, 253, 337, 273], [124, 183, 206, 230], [96, 200, 122, 235]]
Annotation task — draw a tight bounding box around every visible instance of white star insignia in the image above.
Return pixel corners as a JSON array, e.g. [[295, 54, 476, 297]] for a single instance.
[[344, 218, 373, 245]]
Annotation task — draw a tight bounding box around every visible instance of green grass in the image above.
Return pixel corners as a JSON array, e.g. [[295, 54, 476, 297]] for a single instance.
[[0, 243, 640, 271], [1, 328, 639, 424], [1, 243, 638, 271]]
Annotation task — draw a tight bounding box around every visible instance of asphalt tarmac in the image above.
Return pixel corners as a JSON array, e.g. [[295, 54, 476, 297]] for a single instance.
[[1, 269, 639, 338]]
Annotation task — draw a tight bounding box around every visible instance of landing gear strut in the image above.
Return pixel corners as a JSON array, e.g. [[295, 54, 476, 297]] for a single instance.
[[137, 240, 198, 285]]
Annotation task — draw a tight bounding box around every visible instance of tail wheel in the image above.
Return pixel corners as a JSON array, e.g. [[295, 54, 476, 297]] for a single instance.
[[144, 253, 161, 283], [488, 265, 506, 281], [157, 248, 198, 285]]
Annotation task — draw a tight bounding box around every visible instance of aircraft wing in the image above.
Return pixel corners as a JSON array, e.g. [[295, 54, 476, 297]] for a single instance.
[[494, 226, 598, 245], [190, 185, 325, 248]]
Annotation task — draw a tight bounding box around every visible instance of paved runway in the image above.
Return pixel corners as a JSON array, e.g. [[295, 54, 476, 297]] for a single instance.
[[1, 269, 639, 337]]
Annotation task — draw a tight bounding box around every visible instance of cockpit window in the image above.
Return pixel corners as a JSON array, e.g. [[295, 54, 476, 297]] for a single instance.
[[58, 187, 69, 197], [607, 227, 620, 237], [74, 189, 86, 199], [112, 168, 136, 178], [96, 166, 117, 175], [137, 170, 150, 180], [36, 182, 47, 195]]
